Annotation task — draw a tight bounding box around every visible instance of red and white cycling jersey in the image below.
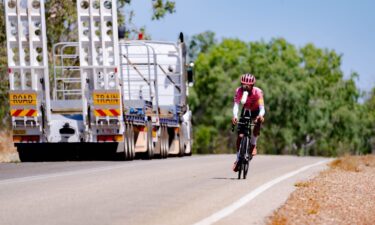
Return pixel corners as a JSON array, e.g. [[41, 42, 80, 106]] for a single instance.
[[234, 87, 264, 111]]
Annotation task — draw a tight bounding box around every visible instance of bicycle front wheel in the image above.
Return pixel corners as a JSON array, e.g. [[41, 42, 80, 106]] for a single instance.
[[243, 161, 249, 179], [238, 136, 250, 179], [237, 160, 242, 179]]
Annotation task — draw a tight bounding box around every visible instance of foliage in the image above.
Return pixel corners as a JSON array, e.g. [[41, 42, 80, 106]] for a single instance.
[[364, 88, 375, 151], [44, 0, 176, 46], [151, 0, 175, 20], [189, 33, 374, 156], [0, 1, 9, 128], [188, 31, 217, 60]]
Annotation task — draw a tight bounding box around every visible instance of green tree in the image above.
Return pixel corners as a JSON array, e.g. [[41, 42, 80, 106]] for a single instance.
[[190, 33, 373, 156], [0, 1, 8, 128], [188, 31, 217, 61], [151, 0, 175, 20], [364, 88, 375, 152]]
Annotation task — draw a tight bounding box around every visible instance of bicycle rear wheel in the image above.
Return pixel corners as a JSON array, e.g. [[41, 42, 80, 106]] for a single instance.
[[237, 136, 250, 179]]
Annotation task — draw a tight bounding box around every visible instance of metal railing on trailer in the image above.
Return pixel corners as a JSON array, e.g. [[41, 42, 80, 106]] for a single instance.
[[119, 41, 184, 123], [52, 42, 82, 101], [119, 41, 187, 156]]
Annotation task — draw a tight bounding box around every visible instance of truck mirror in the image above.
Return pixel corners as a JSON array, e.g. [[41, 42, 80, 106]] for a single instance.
[[187, 62, 194, 85], [179, 32, 184, 43]]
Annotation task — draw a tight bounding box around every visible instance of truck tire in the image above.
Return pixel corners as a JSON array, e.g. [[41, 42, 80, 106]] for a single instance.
[[129, 123, 135, 160], [154, 126, 164, 159], [124, 124, 131, 160], [117, 140, 127, 161], [145, 121, 154, 159], [159, 126, 163, 158], [163, 126, 170, 157], [161, 126, 168, 158]]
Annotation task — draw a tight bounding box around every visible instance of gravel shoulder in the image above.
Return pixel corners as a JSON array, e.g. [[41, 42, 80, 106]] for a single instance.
[[267, 155, 375, 225]]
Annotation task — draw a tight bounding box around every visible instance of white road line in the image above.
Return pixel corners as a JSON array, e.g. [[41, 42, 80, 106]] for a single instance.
[[194, 159, 330, 225]]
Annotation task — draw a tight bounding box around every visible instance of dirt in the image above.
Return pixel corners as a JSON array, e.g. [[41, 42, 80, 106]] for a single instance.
[[267, 155, 375, 225], [0, 132, 19, 162]]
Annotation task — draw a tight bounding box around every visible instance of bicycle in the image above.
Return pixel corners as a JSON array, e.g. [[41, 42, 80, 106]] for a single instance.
[[232, 108, 255, 179]]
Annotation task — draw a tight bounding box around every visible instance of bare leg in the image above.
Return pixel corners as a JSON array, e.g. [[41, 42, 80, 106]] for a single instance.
[[250, 120, 262, 155]]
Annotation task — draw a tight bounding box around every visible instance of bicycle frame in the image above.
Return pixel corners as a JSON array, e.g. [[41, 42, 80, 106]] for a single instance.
[[233, 107, 255, 179]]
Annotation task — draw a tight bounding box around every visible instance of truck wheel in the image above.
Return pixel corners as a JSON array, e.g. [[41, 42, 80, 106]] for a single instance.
[[145, 121, 154, 159], [163, 126, 170, 157], [160, 126, 164, 158], [117, 141, 126, 161], [124, 124, 130, 160], [128, 123, 135, 160], [154, 126, 163, 159], [159, 126, 165, 158], [162, 126, 168, 158]]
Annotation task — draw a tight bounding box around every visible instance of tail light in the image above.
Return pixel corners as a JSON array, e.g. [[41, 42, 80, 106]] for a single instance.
[[135, 126, 145, 132], [97, 135, 123, 142], [13, 135, 40, 143], [152, 127, 157, 138]]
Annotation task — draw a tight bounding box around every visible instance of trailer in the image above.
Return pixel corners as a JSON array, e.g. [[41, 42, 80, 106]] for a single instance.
[[4, 0, 193, 161], [120, 39, 194, 158]]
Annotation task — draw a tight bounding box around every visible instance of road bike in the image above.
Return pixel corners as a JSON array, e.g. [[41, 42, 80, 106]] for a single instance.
[[232, 108, 254, 179]]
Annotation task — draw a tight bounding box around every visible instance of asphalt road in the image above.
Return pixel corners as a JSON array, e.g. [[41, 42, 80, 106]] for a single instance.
[[0, 155, 330, 225]]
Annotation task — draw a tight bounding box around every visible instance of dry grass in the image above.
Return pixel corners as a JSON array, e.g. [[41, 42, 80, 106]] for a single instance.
[[270, 214, 287, 225], [0, 131, 18, 162], [306, 198, 320, 215], [294, 181, 311, 188], [329, 154, 375, 172], [268, 154, 375, 225]]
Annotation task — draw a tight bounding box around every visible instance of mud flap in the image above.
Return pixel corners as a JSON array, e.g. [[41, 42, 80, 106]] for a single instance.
[[16, 142, 122, 161], [168, 127, 181, 155]]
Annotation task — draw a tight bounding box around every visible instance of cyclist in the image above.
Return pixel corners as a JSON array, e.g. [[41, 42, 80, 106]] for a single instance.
[[232, 73, 265, 172]]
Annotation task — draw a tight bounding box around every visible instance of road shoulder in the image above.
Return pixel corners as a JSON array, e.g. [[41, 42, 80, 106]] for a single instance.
[[216, 159, 330, 225], [267, 155, 375, 225]]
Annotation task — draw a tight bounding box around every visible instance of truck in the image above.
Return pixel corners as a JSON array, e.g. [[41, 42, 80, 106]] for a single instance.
[[4, 0, 194, 161]]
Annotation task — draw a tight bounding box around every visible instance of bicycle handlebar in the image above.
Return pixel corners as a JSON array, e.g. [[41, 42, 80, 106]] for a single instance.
[[231, 120, 255, 133], [231, 93, 253, 132]]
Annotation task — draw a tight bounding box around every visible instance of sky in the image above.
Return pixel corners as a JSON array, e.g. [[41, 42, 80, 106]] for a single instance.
[[127, 0, 375, 93]]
